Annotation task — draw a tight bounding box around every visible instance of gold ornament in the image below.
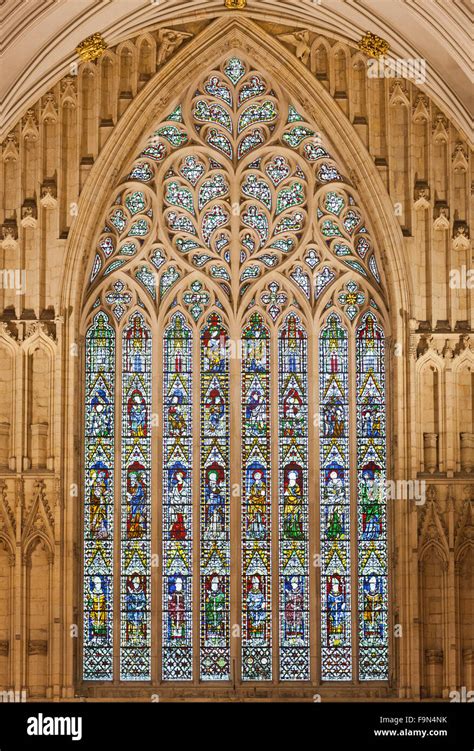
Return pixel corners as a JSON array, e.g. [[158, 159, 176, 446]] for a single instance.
[[358, 31, 389, 59], [76, 33, 108, 63], [224, 0, 247, 8]]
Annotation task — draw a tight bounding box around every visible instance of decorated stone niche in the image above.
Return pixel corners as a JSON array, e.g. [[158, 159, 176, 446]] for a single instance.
[[1, 221, 18, 251], [40, 182, 57, 209], [452, 221, 470, 251], [414, 184, 430, 211], [433, 204, 450, 231], [21, 200, 38, 228]]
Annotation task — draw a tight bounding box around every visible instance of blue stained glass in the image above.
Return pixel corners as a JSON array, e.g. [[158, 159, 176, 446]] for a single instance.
[[282, 126, 315, 148], [241, 175, 272, 209], [163, 313, 194, 679], [202, 206, 229, 246], [83, 54, 391, 688], [319, 313, 352, 680], [200, 313, 230, 680], [180, 155, 205, 186], [141, 142, 167, 161], [165, 182, 195, 215], [110, 208, 127, 232], [155, 126, 188, 147], [128, 162, 153, 182], [278, 313, 310, 680], [356, 312, 388, 680], [237, 128, 265, 160], [241, 313, 272, 680], [83, 311, 115, 680], [207, 128, 233, 159], [265, 156, 290, 186], [242, 205, 268, 247], [224, 57, 246, 84], [238, 101, 277, 133], [276, 182, 305, 215], [194, 100, 233, 133], [205, 76, 232, 105], [238, 75, 266, 103], [125, 191, 146, 215], [369, 254, 381, 283], [318, 164, 342, 182], [120, 313, 152, 680], [128, 219, 149, 237], [198, 174, 228, 210]]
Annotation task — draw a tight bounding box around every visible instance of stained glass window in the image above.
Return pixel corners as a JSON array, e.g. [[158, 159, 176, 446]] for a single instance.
[[319, 313, 352, 680], [121, 312, 152, 679], [83, 55, 390, 687], [163, 313, 193, 680], [200, 312, 230, 680], [356, 312, 388, 680], [83, 311, 115, 680], [241, 313, 272, 680], [278, 313, 310, 680]]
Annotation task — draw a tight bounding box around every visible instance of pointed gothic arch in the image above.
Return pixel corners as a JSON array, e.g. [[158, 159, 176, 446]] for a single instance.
[[61, 16, 410, 694]]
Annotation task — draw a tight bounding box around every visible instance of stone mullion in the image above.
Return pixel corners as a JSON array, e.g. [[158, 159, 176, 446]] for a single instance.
[[192, 320, 200, 686], [230, 111, 242, 684], [349, 326, 358, 684], [308, 324, 319, 685], [151, 312, 161, 686], [229, 318, 241, 686], [270, 323, 278, 685], [113, 324, 122, 685], [386, 334, 396, 692]]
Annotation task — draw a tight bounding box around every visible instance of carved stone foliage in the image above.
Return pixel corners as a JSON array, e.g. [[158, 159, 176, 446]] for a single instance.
[[22, 480, 55, 549], [418, 486, 448, 550], [418, 484, 474, 553], [415, 333, 472, 359], [0, 320, 58, 343], [0, 479, 15, 539]]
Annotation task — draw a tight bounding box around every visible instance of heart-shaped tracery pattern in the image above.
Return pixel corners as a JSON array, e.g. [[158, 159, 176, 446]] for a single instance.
[[88, 57, 383, 314]]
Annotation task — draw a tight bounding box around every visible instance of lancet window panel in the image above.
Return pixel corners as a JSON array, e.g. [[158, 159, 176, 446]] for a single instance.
[[83, 311, 115, 681], [278, 311, 310, 681], [319, 311, 352, 681], [162, 312, 194, 681], [200, 311, 231, 681], [120, 311, 152, 680], [241, 312, 272, 681], [356, 311, 388, 681]]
